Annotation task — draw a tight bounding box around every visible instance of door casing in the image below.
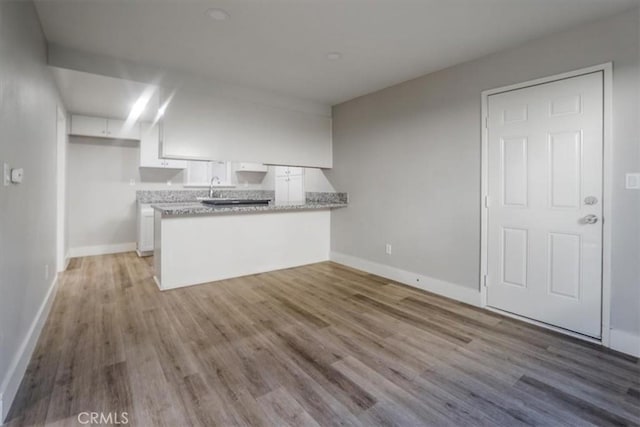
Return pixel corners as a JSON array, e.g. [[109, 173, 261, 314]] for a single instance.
[[480, 63, 613, 347]]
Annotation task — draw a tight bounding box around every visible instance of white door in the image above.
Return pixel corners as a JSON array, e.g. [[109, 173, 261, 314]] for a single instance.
[[486, 72, 603, 338]]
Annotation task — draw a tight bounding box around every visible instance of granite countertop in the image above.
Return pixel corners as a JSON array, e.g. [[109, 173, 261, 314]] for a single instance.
[[139, 189, 348, 216], [152, 201, 347, 216]]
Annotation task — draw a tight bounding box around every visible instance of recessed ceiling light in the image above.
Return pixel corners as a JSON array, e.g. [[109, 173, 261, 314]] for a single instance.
[[205, 8, 230, 21], [326, 52, 343, 61]]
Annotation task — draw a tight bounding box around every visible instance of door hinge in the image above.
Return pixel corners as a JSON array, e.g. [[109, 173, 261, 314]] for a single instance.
[[483, 274, 488, 287], [484, 195, 490, 208]]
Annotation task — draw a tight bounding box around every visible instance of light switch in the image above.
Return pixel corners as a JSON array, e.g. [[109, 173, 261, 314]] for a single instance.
[[3, 163, 9, 186], [626, 173, 640, 190]]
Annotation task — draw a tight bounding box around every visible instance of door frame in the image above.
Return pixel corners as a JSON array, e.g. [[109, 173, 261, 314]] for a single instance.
[[479, 63, 613, 346]]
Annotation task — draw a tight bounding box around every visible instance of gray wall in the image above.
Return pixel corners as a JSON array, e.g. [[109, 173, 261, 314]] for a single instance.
[[329, 9, 640, 335], [0, 1, 61, 418], [67, 139, 335, 249]]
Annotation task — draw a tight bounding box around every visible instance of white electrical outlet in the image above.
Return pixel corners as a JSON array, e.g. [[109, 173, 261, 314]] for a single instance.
[[385, 243, 392, 255]]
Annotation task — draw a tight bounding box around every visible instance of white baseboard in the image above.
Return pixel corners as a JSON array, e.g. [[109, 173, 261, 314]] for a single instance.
[[68, 242, 136, 258], [329, 251, 481, 307], [0, 274, 60, 423], [609, 329, 640, 357]]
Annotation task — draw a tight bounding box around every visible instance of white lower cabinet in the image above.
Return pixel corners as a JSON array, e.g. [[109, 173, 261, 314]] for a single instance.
[[137, 204, 155, 256]]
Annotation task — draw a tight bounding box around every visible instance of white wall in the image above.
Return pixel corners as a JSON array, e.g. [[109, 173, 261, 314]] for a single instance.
[[329, 9, 640, 338], [67, 138, 334, 252], [0, 1, 62, 421]]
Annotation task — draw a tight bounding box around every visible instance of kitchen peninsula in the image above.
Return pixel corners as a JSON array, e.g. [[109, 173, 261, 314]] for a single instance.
[[146, 190, 348, 290]]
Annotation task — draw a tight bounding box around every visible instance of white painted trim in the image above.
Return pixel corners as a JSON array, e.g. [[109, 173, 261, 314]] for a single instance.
[[480, 63, 614, 346], [609, 329, 640, 357], [68, 242, 136, 258], [0, 275, 59, 423], [330, 252, 481, 307], [600, 63, 613, 347], [55, 106, 67, 273]]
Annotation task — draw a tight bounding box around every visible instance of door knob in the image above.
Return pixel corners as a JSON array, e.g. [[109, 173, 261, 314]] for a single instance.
[[581, 214, 598, 224]]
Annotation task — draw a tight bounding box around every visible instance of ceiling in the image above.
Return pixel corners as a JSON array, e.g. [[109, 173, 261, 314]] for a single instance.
[[36, 0, 638, 106], [52, 68, 159, 120]]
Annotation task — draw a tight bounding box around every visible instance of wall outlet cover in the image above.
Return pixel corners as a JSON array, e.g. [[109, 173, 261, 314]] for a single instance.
[[625, 173, 640, 190], [10, 168, 23, 184]]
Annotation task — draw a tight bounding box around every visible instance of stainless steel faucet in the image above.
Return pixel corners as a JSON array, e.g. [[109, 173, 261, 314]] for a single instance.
[[209, 176, 220, 198]]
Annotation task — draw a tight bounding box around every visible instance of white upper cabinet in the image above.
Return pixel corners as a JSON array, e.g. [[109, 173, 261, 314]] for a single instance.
[[69, 114, 140, 140], [69, 115, 108, 138], [275, 166, 305, 204], [275, 166, 303, 177], [139, 122, 186, 169], [107, 119, 141, 140], [235, 162, 268, 173], [160, 89, 332, 168]]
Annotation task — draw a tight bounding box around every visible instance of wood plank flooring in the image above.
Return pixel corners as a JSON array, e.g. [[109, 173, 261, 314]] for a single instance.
[[6, 253, 639, 426]]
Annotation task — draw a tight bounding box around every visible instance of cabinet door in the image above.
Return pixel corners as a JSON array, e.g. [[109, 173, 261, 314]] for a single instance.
[[275, 176, 289, 204], [140, 210, 155, 252], [162, 158, 188, 169], [287, 174, 305, 204], [140, 123, 187, 169], [288, 167, 304, 177], [107, 119, 141, 140], [275, 166, 289, 177], [138, 207, 155, 254], [70, 115, 107, 138], [237, 162, 268, 172]]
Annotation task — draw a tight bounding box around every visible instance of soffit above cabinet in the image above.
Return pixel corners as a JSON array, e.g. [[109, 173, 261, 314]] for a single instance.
[[52, 67, 160, 121]]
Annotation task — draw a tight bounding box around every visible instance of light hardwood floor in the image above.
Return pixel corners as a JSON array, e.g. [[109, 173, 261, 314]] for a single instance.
[[6, 253, 639, 426]]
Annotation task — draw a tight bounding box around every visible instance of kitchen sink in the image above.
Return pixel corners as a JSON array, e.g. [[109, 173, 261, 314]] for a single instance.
[[197, 197, 271, 206]]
